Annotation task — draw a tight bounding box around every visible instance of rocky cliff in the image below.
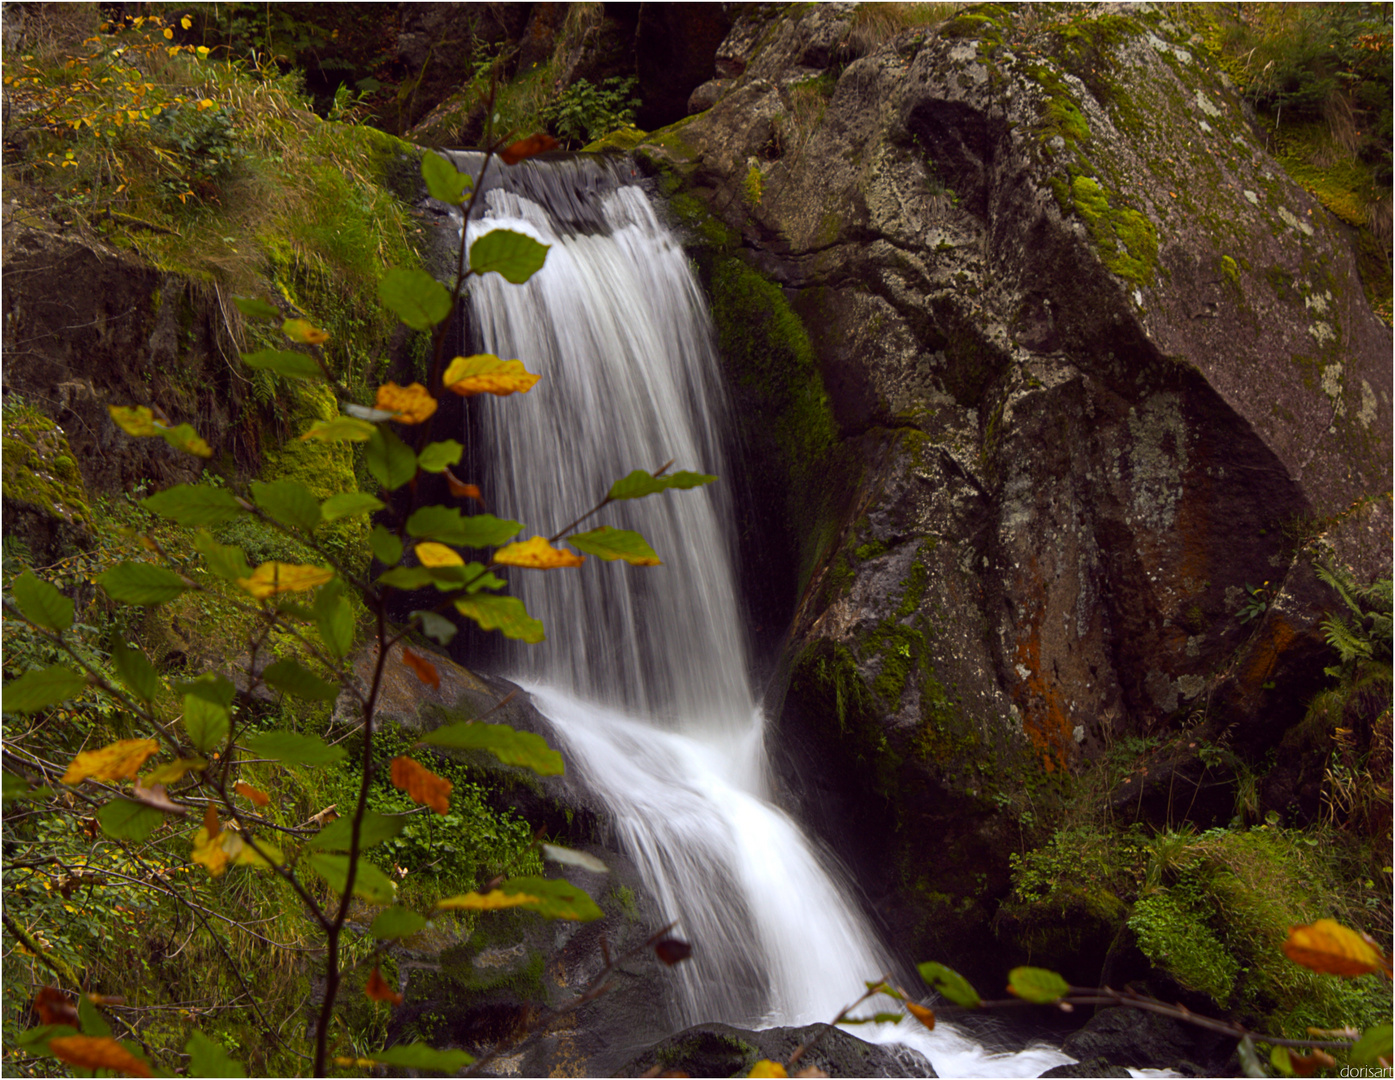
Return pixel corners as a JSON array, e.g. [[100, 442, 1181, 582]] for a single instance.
[[630, 2, 1392, 981]]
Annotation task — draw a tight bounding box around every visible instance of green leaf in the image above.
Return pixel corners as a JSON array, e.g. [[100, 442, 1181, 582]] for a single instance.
[[232, 296, 280, 321], [378, 267, 452, 330], [300, 416, 377, 443], [841, 1013, 904, 1025], [314, 581, 354, 660], [176, 674, 236, 709], [1237, 1036, 1265, 1079], [370, 524, 403, 566], [454, 594, 545, 644], [143, 483, 244, 527], [306, 853, 396, 904], [568, 526, 661, 565], [420, 721, 562, 774], [417, 440, 464, 473], [421, 151, 471, 204], [3, 665, 87, 713], [251, 479, 321, 533], [2, 771, 51, 807], [917, 962, 982, 1008], [15, 1023, 78, 1054], [462, 563, 507, 593], [193, 531, 252, 581], [376, 566, 435, 590], [321, 492, 384, 522], [366, 426, 418, 491], [406, 506, 520, 547], [470, 228, 550, 284], [96, 798, 166, 841], [242, 731, 346, 767], [12, 571, 74, 631], [307, 810, 408, 851], [1270, 1045, 1294, 1077], [540, 843, 607, 873], [183, 692, 230, 753], [364, 1043, 474, 1073], [78, 994, 111, 1038], [186, 1029, 247, 1078], [439, 876, 601, 921], [111, 635, 160, 702], [607, 469, 717, 501], [97, 562, 190, 605], [370, 905, 429, 940], [1007, 966, 1070, 1004], [240, 348, 324, 381], [1351, 1025, 1394, 1067], [261, 658, 340, 701], [414, 610, 458, 646]]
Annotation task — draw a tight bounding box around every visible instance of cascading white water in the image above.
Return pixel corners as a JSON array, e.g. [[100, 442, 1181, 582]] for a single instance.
[[457, 156, 1073, 1078]]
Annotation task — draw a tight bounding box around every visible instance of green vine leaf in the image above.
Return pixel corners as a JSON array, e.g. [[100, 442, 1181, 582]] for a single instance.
[[12, 571, 74, 632], [241, 348, 324, 381], [469, 228, 550, 284], [453, 594, 545, 643], [378, 267, 452, 330], [2, 665, 88, 713]]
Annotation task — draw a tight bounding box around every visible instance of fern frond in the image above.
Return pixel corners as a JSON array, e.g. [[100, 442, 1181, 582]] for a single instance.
[[1321, 613, 1373, 664], [1315, 561, 1365, 617]]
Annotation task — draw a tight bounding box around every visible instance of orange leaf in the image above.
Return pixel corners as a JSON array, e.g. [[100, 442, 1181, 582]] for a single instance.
[[62, 739, 160, 785], [237, 562, 334, 599], [442, 354, 540, 398], [234, 781, 269, 807], [375, 381, 438, 425], [203, 803, 220, 838], [365, 965, 402, 1006], [191, 825, 241, 877], [34, 987, 79, 1027], [906, 1001, 935, 1030], [389, 756, 452, 814], [414, 542, 463, 568], [401, 649, 441, 690], [444, 468, 484, 505], [49, 1035, 152, 1077], [1289, 1049, 1337, 1077], [1283, 919, 1388, 977], [499, 133, 559, 165], [494, 536, 585, 569]]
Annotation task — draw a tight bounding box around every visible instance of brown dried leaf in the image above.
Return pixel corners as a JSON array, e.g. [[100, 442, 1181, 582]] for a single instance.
[[48, 1035, 152, 1077], [34, 987, 79, 1027], [906, 1001, 936, 1030], [499, 133, 559, 164], [234, 781, 269, 807], [401, 649, 441, 690], [365, 965, 403, 1006], [443, 468, 485, 505], [390, 756, 452, 814], [654, 938, 692, 966], [131, 780, 184, 813]]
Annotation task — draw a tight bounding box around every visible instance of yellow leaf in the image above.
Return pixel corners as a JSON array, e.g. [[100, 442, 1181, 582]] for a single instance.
[[748, 1061, 788, 1078], [375, 381, 438, 424], [141, 757, 207, 785], [1283, 919, 1389, 977], [414, 542, 463, 568], [494, 536, 585, 569], [162, 26, 173, 38], [196, 45, 210, 56], [442, 354, 541, 398], [197, 98, 213, 110], [437, 889, 540, 912], [180, 15, 192, 28], [166, 45, 180, 57], [49, 1035, 152, 1078], [283, 318, 330, 345], [233, 836, 282, 868], [63, 739, 160, 785], [191, 826, 241, 877], [108, 405, 158, 436], [237, 562, 334, 599]]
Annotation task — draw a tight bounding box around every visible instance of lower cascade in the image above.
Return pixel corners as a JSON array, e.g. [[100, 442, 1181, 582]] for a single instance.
[[461, 157, 1070, 1077]]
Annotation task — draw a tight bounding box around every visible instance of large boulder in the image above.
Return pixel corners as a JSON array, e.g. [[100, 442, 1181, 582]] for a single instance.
[[633, 3, 1391, 981]]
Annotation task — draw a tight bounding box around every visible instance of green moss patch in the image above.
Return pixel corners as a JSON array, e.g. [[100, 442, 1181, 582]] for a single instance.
[[1070, 175, 1159, 287], [0, 407, 94, 534]]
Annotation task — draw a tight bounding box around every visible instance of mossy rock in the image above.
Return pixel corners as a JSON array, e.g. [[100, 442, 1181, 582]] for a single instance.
[[1, 407, 94, 561]]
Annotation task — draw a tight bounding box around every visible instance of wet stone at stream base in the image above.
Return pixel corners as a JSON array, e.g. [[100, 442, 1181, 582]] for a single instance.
[[614, 1022, 936, 1078]]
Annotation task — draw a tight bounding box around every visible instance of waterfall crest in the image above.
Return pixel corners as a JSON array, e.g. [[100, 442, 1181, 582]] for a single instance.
[[456, 154, 1071, 1078]]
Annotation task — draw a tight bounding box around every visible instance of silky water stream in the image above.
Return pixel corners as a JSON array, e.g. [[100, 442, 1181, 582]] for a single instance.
[[452, 155, 1073, 1078]]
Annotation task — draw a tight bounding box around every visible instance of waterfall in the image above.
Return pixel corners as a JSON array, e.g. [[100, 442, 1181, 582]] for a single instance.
[[453, 154, 1072, 1078]]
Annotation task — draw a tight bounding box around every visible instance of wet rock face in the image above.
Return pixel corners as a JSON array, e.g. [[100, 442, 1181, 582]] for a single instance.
[[636, 3, 1391, 970]]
